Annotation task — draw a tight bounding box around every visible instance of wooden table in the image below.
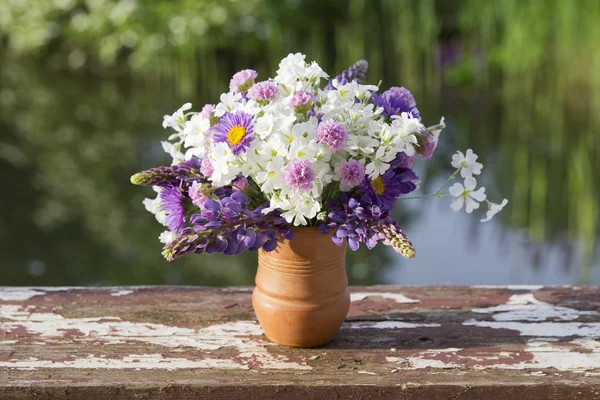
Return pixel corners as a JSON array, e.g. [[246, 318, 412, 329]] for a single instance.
[[1, 286, 599, 399]]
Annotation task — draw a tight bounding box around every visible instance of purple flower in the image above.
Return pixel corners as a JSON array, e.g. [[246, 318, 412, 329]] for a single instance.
[[360, 168, 419, 210], [213, 111, 254, 155], [325, 60, 369, 91], [315, 120, 348, 151], [282, 160, 315, 192], [372, 87, 420, 120], [232, 177, 248, 192], [338, 159, 365, 190], [160, 184, 186, 232], [229, 69, 257, 93], [247, 81, 279, 104], [418, 131, 437, 159], [200, 156, 214, 178], [289, 91, 315, 113], [390, 152, 415, 169]]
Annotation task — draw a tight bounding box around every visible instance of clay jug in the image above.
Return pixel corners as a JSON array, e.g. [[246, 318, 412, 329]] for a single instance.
[[252, 227, 349, 347]]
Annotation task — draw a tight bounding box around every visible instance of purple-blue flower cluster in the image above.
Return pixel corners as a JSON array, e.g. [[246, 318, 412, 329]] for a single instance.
[[325, 60, 369, 90], [318, 193, 415, 258], [162, 192, 294, 261]]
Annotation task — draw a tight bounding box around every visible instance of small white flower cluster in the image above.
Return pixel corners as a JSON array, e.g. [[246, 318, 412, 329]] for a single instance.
[[449, 149, 508, 221], [158, 53, 437, 226]]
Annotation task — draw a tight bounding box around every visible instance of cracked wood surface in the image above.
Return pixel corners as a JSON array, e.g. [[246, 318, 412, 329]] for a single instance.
[[1, 285, 600, 399]]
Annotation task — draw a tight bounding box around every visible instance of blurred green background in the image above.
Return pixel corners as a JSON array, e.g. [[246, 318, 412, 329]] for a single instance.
[[1, 0, 598, 286]]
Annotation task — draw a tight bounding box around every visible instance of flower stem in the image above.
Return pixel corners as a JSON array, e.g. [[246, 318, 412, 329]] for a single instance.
[[397, 169, 460, 201]]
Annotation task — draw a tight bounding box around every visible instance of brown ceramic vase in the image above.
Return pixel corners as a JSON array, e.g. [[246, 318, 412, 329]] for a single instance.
[[252, 227, 349, 347]]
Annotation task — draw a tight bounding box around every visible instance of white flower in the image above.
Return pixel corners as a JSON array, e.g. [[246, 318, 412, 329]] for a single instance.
[[481, 199, 508, 222], [262, 192, 291, 215], [427, 116, 446, 141], [181, 114, 210, 160], [347, 134, 379, 156], [449, 177, 487, 213], [162, 102, 191, 131], [281, 194, 321, 226], [159, 230, 177, 244], [451, 149, 483, 178], [288, 137, 319, 161], [389, 112, 423, 156], [161, 141, 185, 164], [256, 134, 288, 161], [254, 114, 274, 139], [255, 158, 285, 193], [208, 142, 238, 186], [365, 146, 395, 178], [143, 188, 167, 226], [214, 92, 243, 117]]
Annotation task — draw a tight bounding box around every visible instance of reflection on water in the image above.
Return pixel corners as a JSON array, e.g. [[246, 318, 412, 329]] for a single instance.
[[0, 0, 598, 285]]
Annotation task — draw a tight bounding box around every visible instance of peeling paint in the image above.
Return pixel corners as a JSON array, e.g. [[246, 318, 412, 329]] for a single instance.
[[464, 293, 600, 337], [386, 340, 600, 372], [110, 289, 134, 297], [347, 321, 440, 329], [350, 292, 420, 304], [0, 354, 245, 371], [470, 293, 598, 322], [0, 288, 47, 301], [472, 285, 544, 291], [0, 304, 310, 371]]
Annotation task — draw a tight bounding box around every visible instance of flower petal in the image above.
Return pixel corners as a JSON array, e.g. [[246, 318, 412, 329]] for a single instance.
[[450, 197, 464, 211], [449, 183, 464, 197], [470, 187, 487, 202], [464, 176, 477, 191]]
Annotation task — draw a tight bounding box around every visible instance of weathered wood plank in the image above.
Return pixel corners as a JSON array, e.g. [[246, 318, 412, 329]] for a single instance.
[[1, 285, 600, 399]]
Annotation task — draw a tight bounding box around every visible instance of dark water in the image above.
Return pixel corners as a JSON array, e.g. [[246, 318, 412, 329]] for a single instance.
[[1, 0, 598, 286]]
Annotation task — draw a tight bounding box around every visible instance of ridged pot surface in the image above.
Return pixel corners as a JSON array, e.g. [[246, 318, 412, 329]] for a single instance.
[[253, 227, 349, 347]]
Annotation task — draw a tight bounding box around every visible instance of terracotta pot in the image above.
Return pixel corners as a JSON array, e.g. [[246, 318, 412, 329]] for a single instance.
[[252, 227, 349, 347]]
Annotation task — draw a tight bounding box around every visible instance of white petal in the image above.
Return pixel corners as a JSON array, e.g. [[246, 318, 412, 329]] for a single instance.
[[465, 149, 477, 163], [470, 187, 487, 202], [450, 197, 464, 211], [471, 161, 483, 175], [460, 168, 473, 178], [448, 183, 464, 197], [465, 197, 480, 213], [463, 176, 477, 191]]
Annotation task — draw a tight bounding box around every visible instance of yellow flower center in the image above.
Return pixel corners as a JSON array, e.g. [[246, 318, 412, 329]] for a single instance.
[[370, 177, 385, 195], [226, 125, 246, 146]]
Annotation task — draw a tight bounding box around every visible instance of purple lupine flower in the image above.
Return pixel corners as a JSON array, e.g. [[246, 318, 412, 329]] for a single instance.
[[162, 192, 295, 261], [213, 111, 254, 155], [289, 91, 316, 113], [338, 159, 365, 190], [160, 184, 186, 232], [247, 81, 279, 104], [372, 87, 421, 120], [200, 156, 214, 178], [317, 192, 415, 256], [359, 168, 419, 210], [315, 120, 348, 151], [282, 160, 315, 192], [229, 69, 258, 93], [325, 60, 369, 91], [188, 181, 208, 208], [130, 158, 205, 187]]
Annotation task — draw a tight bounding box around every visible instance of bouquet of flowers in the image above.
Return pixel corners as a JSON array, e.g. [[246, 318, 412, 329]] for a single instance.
[[131, 53, 507, 261]]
